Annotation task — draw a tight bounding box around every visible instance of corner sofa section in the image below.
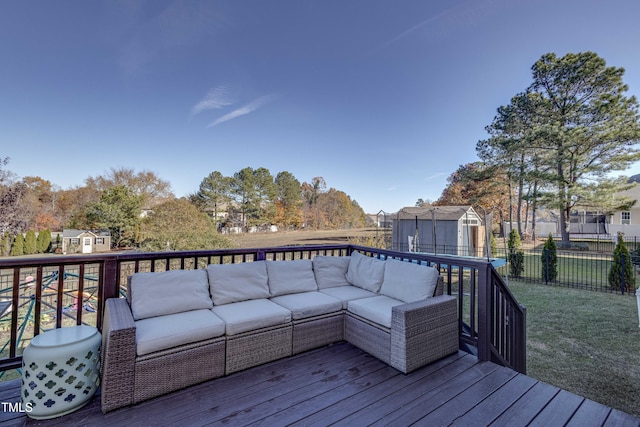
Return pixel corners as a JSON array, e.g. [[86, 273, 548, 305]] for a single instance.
[[100, 252, 458, 413]]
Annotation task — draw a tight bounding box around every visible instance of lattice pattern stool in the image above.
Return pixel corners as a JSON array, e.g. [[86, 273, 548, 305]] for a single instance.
[[21, 325, 101, 420]]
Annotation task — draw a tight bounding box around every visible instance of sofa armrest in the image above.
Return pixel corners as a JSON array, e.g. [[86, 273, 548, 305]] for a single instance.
[[390, 295, 458, 373], [101, 297, 137, 413]]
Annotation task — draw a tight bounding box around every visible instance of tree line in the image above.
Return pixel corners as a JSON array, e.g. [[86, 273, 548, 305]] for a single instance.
[[0, 161, 367, 254], [433, 52, 640, 245], [191, 169, 366, 231]]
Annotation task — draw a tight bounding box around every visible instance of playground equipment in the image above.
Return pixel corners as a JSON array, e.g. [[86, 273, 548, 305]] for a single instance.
[[0, 270, 100, 379]]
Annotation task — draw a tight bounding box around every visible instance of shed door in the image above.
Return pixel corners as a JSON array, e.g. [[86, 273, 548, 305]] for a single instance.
[[82, 237, 92, 254]]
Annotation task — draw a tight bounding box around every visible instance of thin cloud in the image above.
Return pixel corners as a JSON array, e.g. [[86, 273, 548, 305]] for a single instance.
[[191, 86, 234, 116], [207, 94, 278, 128], [364, 0, 495, 58]]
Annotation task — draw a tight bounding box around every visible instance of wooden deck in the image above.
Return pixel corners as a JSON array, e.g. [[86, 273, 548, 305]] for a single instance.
[[0, 342, 638, 426]]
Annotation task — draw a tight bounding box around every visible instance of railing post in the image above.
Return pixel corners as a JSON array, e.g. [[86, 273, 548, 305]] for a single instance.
[[516, 304, 527, 374], [99, 257, 119, 331], [476, 263, 492, 363]]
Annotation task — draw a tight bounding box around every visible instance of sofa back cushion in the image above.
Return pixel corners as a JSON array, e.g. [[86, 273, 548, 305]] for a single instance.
[[345, 251, 385, 293], [379, 258, 439, 303], [207, 261, 270, 305], [313, 256, 351, 289], [130, 269, 213, 321], [266, 259, 318, 297]]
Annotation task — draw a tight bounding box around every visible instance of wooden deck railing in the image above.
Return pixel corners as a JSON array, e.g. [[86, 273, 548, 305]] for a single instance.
[[0, 244, 526, 374]]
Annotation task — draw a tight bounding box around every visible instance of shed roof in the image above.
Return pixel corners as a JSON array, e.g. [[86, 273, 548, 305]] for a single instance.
[[394, 206, 480, 221], [62, 229, 111, 238]]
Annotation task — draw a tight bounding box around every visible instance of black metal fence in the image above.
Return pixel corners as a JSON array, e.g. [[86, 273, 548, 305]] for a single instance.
[[494, 248, 638, 295], [392, 239, 638, 295]]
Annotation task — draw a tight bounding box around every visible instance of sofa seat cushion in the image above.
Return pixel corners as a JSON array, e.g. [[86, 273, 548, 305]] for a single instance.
[[212, 299, 291, 336], [135, 309, 226, 356], [319, 286, 378, 309], [379, 258, 439, 303], [270, 292, 342, 320], [207, 261, 270, 305], [347, 295, 405, 329], [313, 256, 351, 289], [130, 269, 213, 321], [266, 259, 318, 296], [345, 251, 386, 293]]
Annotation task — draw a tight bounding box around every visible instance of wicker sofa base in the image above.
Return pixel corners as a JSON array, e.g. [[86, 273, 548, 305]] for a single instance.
[[134, 337, 226, 404], [225, 324, 293, 374], [292, 313, 344, 354], [345, 314, 391, 364]]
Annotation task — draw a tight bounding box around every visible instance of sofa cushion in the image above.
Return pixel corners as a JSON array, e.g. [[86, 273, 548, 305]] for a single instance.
[[270, 291, 342, 320], [319, 285, 378, 309], [266, 259, 318, 297], [130, 269, 213, 321], [207, 261, 270, 305], [347, 295, 405, 329], [345, 251, 386, 293], [313, 256, 351, 289], [379, 258, 439, 303], [212, 299, 291, 335], [135, 309, 226, 356]]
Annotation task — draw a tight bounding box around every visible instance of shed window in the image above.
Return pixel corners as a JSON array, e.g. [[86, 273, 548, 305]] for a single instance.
[[96, 237, 105, 245]]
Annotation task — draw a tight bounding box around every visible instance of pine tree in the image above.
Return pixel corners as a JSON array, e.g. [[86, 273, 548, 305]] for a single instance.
[[11, 234, 24, 256], [540, 233, 557, 282], [608, 233, 635, 292]]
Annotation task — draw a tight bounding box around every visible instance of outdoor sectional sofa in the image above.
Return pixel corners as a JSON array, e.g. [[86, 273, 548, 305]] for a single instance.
[[100, 251, 459, 413]]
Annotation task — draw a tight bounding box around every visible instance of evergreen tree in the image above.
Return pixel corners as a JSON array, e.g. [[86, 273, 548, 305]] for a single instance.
[[0, 232, 9, 256], [24, 230, 37, 255], [85, 185, 144, 248], [508, 229, 524, 278], [540, 233, 557, 282], [192, 171, 232, 225], [36, 229, 51, 253], [608, 233, 635, 292], [479, 52, 640, 246], [11, 234, 24, 256]]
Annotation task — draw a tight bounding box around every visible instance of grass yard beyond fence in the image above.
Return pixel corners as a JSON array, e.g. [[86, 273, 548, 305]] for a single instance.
[[508, 281, 640, 417]]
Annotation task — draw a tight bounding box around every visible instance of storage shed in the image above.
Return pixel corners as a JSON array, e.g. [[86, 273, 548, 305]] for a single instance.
[[391, 206, 486, 256], [62, 229, 111, 254]]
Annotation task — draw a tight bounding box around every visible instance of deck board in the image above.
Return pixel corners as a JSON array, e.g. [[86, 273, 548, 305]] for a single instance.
[[0, 342, 637, 427]]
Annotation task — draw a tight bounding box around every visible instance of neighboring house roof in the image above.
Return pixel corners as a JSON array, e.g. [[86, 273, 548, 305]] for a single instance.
[[628, 174, 640, 183], [62, 229, 111, 238], [394, 206, 480, 221]]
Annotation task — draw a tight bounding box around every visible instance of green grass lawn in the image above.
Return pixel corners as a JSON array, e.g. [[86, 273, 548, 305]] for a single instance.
[[508, 281, 640, 417]]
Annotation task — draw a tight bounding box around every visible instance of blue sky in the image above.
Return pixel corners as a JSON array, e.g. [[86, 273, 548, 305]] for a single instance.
[[2, 0, 640, 214]]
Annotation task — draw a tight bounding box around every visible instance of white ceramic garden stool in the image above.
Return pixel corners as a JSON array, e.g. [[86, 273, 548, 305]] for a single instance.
[[21, 325, 101, 420]]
